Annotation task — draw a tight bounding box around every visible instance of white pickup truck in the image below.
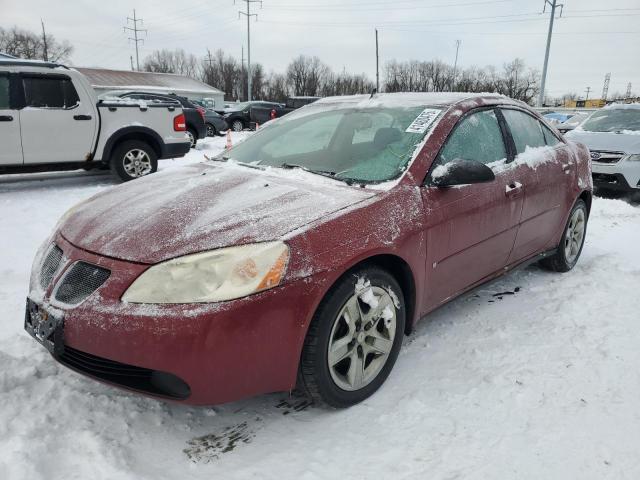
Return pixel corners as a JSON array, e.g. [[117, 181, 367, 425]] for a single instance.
[[0, 59, 191, 181]]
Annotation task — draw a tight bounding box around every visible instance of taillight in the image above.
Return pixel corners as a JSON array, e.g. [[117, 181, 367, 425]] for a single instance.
[[173, 113, 186, 132], [196, 106, 206, 121]]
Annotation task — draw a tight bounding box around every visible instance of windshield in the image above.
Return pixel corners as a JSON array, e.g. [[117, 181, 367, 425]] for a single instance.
[[217, 103, 442, 183], [581, 108, 640, 132]]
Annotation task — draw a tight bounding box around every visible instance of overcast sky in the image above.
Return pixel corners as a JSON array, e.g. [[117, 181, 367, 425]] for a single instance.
[[2, 0, 639, 98]]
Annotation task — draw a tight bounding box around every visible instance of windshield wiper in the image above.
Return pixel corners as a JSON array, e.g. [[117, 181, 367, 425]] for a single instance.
[[279, 162, 351, 182]]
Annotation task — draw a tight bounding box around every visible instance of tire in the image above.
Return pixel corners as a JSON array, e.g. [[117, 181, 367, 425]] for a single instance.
[[206, 123, 217, 137], [540, 199, 588, 272], [299, 266, 406, 408], [110, 140, 158, 182], [231, 120, 244, 132], [186, 129, 197, 148]]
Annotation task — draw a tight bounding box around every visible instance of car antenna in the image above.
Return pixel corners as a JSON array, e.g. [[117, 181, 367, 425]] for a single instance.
[[369, 88, 377, 99]]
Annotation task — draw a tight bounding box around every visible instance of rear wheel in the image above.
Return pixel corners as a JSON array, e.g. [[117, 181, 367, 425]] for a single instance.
[[186, 129, 197, 148], [110, 140, 157, 182], [206, 123, 217, 137], [231, 120, 244, 132], [540, 199, 588, 272], [300, 266, 405, 408]]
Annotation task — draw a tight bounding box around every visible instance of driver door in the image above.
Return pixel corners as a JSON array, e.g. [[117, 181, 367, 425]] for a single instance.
[[421, 108, 523, 308]]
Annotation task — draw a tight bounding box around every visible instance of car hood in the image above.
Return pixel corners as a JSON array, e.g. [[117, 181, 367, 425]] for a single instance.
[[60, 162, 376, 264], [565, 129, 640, 154]]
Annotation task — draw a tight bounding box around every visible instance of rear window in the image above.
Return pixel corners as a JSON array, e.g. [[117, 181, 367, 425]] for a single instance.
[[0, 75, 9, 109], [502, 109, 546, 154], [23, 76, 80, 109], [581, 108, 640, 132]]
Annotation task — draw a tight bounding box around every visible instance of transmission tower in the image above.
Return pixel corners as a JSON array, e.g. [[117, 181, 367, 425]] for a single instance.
[[626, 83, 633, 99], [124, 9, 147, 71], [538, 0, 564, 107], [236, 0, 262, 101], [602, 72, 610, 100]]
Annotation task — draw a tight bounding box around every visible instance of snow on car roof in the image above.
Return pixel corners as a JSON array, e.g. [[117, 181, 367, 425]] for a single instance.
[[315, 92, 505, 108], [603, 102, 640, 110]]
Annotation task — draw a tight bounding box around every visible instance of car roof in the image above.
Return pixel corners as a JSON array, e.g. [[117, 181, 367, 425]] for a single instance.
[[0, 58, 68, 69], [314, 92, 507, 109]]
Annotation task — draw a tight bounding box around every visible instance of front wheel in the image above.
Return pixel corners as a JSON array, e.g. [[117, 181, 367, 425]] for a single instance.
[[110, 140, 158, 182], [206, 123, 217, 137], [540, 199, 588, 272], [231, 120, 244, 132], [299, 266, 405, 408]]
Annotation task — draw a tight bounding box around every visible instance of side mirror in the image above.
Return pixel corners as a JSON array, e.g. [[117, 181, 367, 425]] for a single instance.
[[430, 159, 495, 187]]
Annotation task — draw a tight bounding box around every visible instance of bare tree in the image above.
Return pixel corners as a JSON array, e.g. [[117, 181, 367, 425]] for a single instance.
[[286, 55, 330, 96], [0, 26, 72, 62], [143, 49, 199, 77]]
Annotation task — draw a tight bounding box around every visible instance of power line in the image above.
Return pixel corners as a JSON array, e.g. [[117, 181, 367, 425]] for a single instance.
[[538, 0, 563, 107], [124, 9, 147, 71], [236, 0, 262, 102]]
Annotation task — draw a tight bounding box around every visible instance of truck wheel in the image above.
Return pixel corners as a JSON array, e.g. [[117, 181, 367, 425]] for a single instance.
[[111, 140, 158, 182], [232, 120, 244, 132], [299, 266, 406, 408], [186, 129, 197, 148], [206, 123, 217, 137]]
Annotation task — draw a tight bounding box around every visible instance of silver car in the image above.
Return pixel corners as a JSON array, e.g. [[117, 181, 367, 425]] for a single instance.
[[565, 104, 640, 194]]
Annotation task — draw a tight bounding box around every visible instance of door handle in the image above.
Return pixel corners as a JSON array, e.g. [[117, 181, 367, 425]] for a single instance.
[[0, 115, 13, 122], [73, 114, 92, 121], [505, 181, 523, 196]]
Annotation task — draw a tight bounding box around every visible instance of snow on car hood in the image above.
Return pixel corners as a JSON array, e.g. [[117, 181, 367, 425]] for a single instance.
[[565, 129, 640, 154], [60, 162, 376, 264]]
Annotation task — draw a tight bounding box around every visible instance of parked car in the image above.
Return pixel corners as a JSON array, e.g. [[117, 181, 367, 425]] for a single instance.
[[251, 96, 321, 125], [221, 101, 283, 131], [543, 112, 574, 124], [25, 93, 592, 408], [0, 59, 190, 181], [556, 112, 589, 134], [565, 104, 640, 195], [191, 100, 228, 136], [103, 91, 206, 148]]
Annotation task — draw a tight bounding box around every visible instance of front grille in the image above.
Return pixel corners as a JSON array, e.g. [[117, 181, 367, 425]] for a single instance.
[[39, 245, 64, 289], [591, 150, 625, 164], [58, 346, 191, 399], [54, 261, 110, 305]]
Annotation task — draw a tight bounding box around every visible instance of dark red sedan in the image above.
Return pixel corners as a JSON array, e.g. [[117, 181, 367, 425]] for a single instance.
[[26, 93, 592, 407]]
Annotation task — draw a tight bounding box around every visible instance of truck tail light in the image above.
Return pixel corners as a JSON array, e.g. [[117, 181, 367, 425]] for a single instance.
[[196, 106, 206, 121], [173, 113, 186, 132]]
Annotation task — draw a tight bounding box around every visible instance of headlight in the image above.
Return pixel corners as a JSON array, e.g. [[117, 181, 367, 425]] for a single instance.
[[624, 154, 640, 162], [122, 242, 289, 304]]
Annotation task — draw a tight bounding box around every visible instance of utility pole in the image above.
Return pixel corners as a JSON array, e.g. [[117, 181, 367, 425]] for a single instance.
[[40, 19, 49, 61], [602, 72, 611, 100], [130, 55, 134, 71], [452, 39, 461, 91], [124, 9, 147, 71], [584, 86, 591, 101], [237, 0, 262, 101], [538, 0, 564, 107], [375, 28, 380, 92]]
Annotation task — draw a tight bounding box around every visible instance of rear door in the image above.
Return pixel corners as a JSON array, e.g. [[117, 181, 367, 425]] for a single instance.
[[421, 108, 523, 306], [500, 108, 571, 263], [0, 72, 24, 165], [20, 74, 96, 164]]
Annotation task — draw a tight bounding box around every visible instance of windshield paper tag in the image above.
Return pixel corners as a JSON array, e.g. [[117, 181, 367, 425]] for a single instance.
[[406, 108, 442, 134]]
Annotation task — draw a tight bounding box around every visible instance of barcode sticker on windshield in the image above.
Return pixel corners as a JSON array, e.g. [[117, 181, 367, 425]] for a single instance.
[[405, 108, 442, 134]]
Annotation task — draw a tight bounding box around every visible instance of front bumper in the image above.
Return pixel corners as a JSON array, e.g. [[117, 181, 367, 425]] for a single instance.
[[592, 160, 640, 192], [27, 234, 327, 405]]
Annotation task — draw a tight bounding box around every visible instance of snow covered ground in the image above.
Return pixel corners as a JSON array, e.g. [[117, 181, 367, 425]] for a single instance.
[[1, 134, 640, 479]]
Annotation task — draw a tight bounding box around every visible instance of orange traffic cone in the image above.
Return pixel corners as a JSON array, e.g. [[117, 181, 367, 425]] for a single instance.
[[255, 122, 260, 130], [226, 130, 232, 150]]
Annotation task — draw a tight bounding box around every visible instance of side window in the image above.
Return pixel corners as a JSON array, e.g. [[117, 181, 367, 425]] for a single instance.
[[502, 109, 546, 154], [541, 123, 561, 146], [0, 74, 9, 109], [437, 109, 507, 166], [23, 76, 80, 109]]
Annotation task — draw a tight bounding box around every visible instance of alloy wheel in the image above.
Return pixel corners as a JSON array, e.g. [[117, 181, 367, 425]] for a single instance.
[[564, 207, 586, 264], [122, 149, 153, 178], [327, 286, 397, 391], [232, 121, 243, 132], [186, 130, 196, 147]]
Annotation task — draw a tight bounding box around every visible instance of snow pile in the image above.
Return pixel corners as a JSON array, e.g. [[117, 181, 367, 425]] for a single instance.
[[1, 134, 640, 479]]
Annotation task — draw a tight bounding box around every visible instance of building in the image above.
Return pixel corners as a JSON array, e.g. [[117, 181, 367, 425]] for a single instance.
[[564, 98, 606, 109], [76, 67, 225, 109]]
